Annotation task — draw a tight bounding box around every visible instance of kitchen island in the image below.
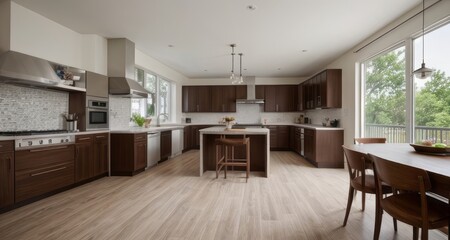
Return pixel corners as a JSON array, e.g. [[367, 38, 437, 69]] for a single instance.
[[199, 126, 270, 177]]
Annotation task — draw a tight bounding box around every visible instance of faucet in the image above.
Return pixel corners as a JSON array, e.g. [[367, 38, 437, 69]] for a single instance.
[[156, 113, 168, 127]]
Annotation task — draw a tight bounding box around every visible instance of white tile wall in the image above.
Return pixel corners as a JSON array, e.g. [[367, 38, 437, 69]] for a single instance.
[[109, 96, 131, 129], [0, 83, 68, 131]]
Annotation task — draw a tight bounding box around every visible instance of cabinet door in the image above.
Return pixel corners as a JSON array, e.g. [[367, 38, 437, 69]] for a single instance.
[[255, 85, 265, 99], [93, 134, 109, 176], [160, 131, 172, 161], [0, 151, 14, 208], [304, 129, 315, 162], [318, 71, 327, 108], [276, 86, 291, 112], [268, 126, 278, 148], [277, 125, 290, 148], [197, 86, 211, 112], [298, 84, 304, 111], [264, 86, 277, 112], [183, 126, 191, 151], [134, 141, 147, 170], [75, 141, 94, 182], [210, 86, 224, 112], [289, 126, 296, 150], [223, 86, 236, 112], [182, 86, 189, 112]]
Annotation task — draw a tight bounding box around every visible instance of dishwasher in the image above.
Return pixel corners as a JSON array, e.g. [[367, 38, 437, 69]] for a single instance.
[[147, 132, 160, 169]]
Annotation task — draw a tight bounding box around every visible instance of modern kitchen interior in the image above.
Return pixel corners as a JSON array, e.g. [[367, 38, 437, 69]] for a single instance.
[[1, 0, 449, 239]]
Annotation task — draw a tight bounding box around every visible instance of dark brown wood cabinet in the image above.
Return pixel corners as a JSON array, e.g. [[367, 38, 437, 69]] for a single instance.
[[15, 144, 75, 203], [267, 125, 290, 150], [93, 133, 109, 176], [303, 69, 342, 109], [182, 86, 211, 112], [183, 126, 192, 152], [297, 84, 304, 111], [111, 133, 147, 176], [211, 86, 236, 112], [190, 125, 210, 149], [160, 131, 172, 161], [303, 129, 343, 168], [263, 85, 298, 112], [75, 135, 94, 182], [0, 141, 14, 209]]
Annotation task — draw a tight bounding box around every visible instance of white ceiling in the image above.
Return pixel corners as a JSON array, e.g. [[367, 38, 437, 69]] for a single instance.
[[13, 0, 421, 78]]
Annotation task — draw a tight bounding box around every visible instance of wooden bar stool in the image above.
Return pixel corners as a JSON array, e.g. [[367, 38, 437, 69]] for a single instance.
[[215, 137, 250, 182]]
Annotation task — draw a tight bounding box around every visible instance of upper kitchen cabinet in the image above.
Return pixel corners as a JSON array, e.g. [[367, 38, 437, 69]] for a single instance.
[[211, 86, 236, 112], [263, 85, 297, 112], [86, 71, 109, 98], [182, 86, 211, 112], [304, 69, 342, 109]]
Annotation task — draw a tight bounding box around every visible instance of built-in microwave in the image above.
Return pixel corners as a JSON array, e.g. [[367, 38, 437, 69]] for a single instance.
[[86, 96, 109, 130]]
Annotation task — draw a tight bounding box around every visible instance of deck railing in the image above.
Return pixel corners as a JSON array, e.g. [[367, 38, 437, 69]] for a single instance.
[[365, 124, 450, 144]]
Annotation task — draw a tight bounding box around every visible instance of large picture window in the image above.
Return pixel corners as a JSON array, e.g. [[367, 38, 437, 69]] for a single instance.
[[361, 45, 406, 142], [361, 21, 450, 144], [132, 68, 174, 123]]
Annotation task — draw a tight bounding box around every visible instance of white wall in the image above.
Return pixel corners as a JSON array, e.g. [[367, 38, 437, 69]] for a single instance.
[[9, 2, 107, 75], [326, 0, 450, 145]]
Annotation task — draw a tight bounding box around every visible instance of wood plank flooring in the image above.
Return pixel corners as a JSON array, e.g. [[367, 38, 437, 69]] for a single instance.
[[0, 151, 446, 240]]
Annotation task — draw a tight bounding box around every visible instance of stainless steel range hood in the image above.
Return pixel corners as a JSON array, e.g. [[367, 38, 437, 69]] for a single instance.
[[236, 77, 264, 104], [0, 51, 61, 87], [108, 38, 148, 98]]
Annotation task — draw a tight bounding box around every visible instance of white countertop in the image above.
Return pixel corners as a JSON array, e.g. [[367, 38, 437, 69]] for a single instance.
[[0, 129, 110, 141], [110, 125, 184, 134], [200, 126, 269, 135]]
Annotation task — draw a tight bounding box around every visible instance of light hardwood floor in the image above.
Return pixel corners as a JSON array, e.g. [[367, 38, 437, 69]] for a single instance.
[[0, 151, 446, 240]]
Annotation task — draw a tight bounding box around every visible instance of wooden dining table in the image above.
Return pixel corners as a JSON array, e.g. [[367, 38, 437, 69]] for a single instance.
[[346, 143, 450, 199]]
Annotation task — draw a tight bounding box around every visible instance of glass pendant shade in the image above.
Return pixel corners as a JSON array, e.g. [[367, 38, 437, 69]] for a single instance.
[[413, 62, 433, 79]]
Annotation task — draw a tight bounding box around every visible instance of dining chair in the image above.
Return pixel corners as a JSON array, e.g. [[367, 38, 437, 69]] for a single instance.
[[342, 146, 394, 227], [354, 138, 387, 144], [370, 154, 449, 240]]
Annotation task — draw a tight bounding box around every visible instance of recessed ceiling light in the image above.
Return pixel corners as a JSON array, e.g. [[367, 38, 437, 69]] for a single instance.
[[277, 68, 281, 71], [244, 68, 248, 71], [168, 44, 174, 48], [247, 5, 257, 10], [301, 49, 308, 52], [203, 69, 207, 72]]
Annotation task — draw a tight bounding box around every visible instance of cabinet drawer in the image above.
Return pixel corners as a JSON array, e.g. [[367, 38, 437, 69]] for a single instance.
[[134, 133, 147, 142], [94, 133, 109, 142], [0, 141, 14, 153], [15, 145, 75, 172], [15, 162, 74, 202], [76, 134, 94, 143]]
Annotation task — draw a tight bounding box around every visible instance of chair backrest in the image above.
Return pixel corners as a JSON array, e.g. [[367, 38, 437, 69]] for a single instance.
[[342, 145, 367, 172], [369, 154, 431, 192], [354, 138, 386, 144]]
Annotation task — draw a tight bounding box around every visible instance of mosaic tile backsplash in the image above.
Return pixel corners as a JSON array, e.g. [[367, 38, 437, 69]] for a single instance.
[[109, 96, 131, 130], [0, 83, 69, 131]]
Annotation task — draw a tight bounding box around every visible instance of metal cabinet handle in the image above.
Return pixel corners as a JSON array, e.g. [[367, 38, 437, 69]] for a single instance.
[[30, 145, 68, 152], [31, 166, 67, 177], [95, 135, 106, 139], [276, 104, 279, 112], [7, 157, 11, 171], [77, 137, 91, 141]]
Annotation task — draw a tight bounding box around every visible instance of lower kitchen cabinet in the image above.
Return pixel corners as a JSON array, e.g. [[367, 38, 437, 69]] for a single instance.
[[93, 133, 109, 176], [183, 126, 191, 152], [268, 125, 290, 150], [75, 133, 109, 182], [160, 131, 172, 162], [15, 144, 75, 203], [303, 129, 344, 168], [0, 141, 14, 209], [111, 133, 147, 176], [75, 135, 94, 182]]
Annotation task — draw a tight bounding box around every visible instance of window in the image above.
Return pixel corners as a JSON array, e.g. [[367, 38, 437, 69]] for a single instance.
[[361, 45, 406, 142], [361, 21, 450, 144], [132, 68, 174, 123], [413, 22, 450, 144]]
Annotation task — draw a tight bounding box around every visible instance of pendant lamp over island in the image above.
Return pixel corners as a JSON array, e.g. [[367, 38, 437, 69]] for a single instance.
[[413, 0, 433, 79], [229, 44, 244, 84]]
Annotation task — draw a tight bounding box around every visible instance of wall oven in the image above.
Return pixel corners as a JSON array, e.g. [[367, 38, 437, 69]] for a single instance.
[[86, 96, 109, 130]]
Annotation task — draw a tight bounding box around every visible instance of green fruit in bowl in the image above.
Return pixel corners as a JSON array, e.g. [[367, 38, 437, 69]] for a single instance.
[[433, 143, 447, 148]]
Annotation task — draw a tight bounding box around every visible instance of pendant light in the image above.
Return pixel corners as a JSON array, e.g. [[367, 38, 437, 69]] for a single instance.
[[413, 0, 433, 79], [238, 53, 244, 84], [229, 44, 236, 82]]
